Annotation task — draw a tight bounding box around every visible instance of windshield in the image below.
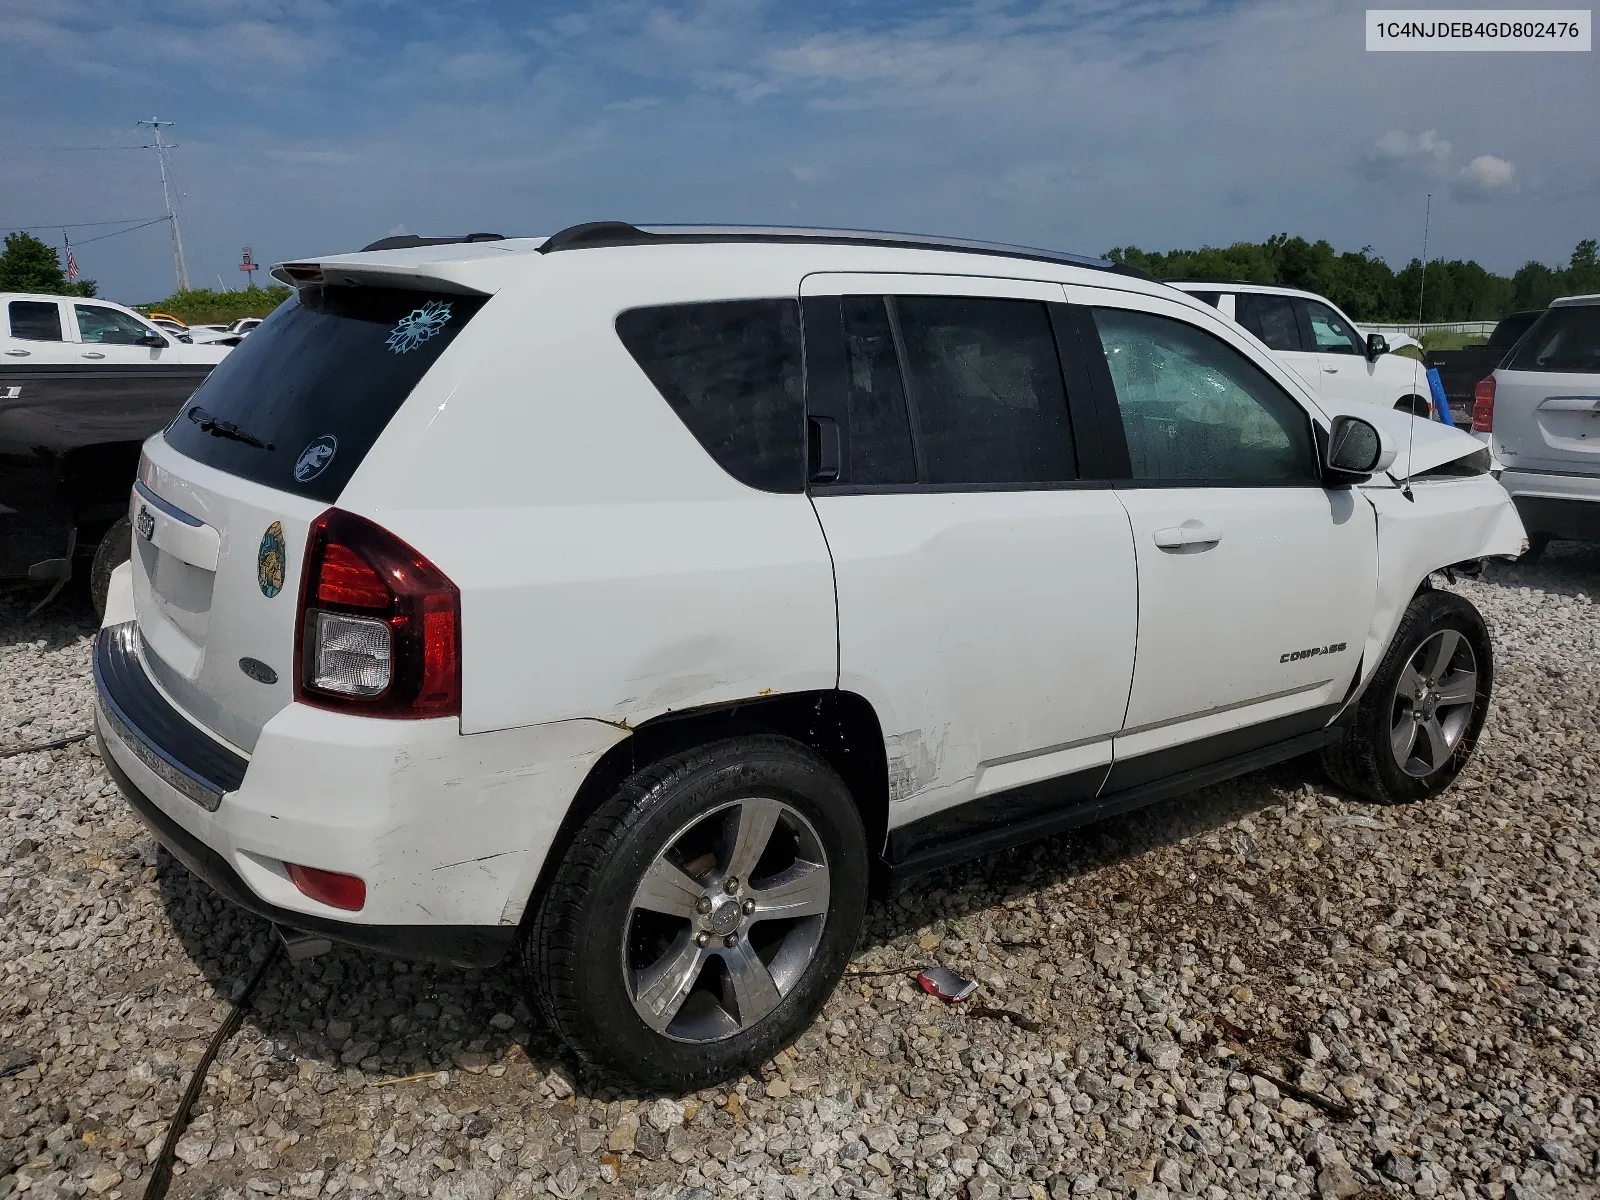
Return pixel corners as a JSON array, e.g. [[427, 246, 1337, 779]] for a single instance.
[[162, 285, 485, 501]]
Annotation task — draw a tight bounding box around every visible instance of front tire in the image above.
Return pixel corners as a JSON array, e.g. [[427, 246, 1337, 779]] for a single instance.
[[524, 736, 868, 1091], [1322, 589, 1492, 804]]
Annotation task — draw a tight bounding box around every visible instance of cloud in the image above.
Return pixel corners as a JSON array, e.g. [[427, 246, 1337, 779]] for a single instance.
[[1460, 154, 1516, 191], [1371, 129, 1452, 165]]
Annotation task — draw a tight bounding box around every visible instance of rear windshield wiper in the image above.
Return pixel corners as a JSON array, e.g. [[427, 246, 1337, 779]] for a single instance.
[[186, 406, 275, 451]]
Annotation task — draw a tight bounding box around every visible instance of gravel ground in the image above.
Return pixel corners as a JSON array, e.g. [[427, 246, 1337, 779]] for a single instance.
[[1, 545, 1597, 1200]]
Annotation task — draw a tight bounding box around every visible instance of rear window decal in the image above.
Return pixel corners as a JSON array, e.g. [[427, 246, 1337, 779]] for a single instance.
[[386, 300, 453, 354], [294, 435, 338, 483]]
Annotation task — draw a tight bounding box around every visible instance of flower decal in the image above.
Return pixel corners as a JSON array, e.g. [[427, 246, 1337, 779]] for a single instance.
[[386, 300, 453, 354]]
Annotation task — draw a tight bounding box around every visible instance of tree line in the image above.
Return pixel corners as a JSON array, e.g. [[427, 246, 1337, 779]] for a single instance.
[[1107, 234, 1599, 322]]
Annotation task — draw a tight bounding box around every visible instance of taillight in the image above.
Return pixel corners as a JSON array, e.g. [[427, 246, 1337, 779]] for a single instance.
[[294, 509, 461, 718], [1473, 375, 1496, 432]]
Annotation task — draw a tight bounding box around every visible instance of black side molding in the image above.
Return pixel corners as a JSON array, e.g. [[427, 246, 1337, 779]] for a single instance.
[[882, 723, 1342, 887], [100, 736, 515, 969]]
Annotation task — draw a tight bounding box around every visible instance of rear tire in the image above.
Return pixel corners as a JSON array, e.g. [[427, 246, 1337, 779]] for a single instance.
[[90, 518, 131, 619], [523, 736, 868, 1091], [1322, 589, 1492, 805]]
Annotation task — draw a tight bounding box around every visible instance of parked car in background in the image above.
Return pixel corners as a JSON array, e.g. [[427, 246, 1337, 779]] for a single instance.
[[1170, 282, 1437, 418], [1, 292, 234, 611], [1426, 310, 1543, 428], [145, 313, 196, 342], [1474, 294, 1600, 556], [95, 222, 1520, 1091]]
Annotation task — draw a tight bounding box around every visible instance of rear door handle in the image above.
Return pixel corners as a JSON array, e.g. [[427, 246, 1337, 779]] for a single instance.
[[1323, 366, 1338, 373], [4, 349, 28, 357], [1153, 521, 1222, 550], [81, 351, 105, 360]]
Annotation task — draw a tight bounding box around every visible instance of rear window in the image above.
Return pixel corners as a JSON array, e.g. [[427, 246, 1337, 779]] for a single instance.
[[164, 286, 485, 502], [1505, 305, 1600, 374], [615, 300, 804, 493], [8, 301, 61, 341]]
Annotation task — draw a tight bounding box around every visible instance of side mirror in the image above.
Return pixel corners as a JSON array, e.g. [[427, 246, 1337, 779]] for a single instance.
[[139, 331, 168, 348], [1364, 332, 1388, 361], [1323, 414, 1396, 484]]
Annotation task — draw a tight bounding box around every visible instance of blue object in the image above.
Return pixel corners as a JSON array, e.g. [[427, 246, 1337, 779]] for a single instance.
[[1426, 366, 1455, 427]]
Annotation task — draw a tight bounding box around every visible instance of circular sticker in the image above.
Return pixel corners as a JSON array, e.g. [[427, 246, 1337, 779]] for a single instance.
[[257, 521, 286, 598], [294, 434, 338, 484]]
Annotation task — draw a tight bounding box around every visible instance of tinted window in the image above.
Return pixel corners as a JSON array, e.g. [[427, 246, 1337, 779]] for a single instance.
[[1235, 293, 1302, 352], [76, 304, 158, 345], [1302, 299, 1363, 355], [839, 296, 916, 485], [1092, 308, 1316, 482], [164, 286, 485, 502], [1505, 306, 1600, 374], [8, 301, 61, 341], [1487, 311, 1539, 349], [893, 296, 1074, 485], [616, 301, 804, 493]]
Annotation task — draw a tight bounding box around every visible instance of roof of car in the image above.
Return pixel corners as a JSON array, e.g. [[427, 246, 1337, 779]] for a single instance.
[[1551, 293, 1600, 307], [276, 222, 1159, 293]]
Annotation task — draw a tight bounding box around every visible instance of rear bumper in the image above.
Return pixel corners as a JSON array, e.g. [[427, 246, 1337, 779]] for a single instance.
[[94, 622, 629, 966], [97, 729, 516, 968], [1500, 469, 1600, 542]]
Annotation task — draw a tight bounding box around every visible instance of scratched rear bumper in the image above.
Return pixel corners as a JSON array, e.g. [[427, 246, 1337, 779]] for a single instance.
[[92, 628, 631, 944]]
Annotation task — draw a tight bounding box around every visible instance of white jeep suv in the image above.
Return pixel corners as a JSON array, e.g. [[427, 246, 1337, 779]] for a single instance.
[[1170, 281, 1437, 418], [96, 223, 1523, 1089]]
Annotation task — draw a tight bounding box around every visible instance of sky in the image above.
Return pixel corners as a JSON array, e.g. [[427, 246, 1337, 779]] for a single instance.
[[3, 0, 1596, 304]]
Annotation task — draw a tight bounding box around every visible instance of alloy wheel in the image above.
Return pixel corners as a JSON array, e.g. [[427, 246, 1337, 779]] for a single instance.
[[623, 797, 831, 1042], [1389, 628, 1479, 778]]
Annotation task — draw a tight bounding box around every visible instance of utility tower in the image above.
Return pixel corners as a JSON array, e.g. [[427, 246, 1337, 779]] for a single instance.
[[137, 118, 191, 293]]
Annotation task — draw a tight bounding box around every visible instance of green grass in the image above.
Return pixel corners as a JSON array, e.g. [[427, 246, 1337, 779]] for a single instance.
[[135, 287, 291, 325], [1419, 331, 1489, 352]]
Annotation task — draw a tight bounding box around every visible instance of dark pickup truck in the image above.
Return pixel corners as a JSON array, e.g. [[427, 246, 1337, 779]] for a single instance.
[[1424, 310, 1542, 429], [2, 294, 229, 612]]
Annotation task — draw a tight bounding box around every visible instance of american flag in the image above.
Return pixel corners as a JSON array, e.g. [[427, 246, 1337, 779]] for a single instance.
[[64, 240, 79, 282]]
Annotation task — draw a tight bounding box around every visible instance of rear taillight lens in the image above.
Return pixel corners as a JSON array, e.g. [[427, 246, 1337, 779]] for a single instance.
[[295, 509, 461, 718], [1472, 375, 1496, 432]]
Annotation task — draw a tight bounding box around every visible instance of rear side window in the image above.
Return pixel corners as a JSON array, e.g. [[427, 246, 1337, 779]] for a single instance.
[[616, 300, 804, 493], [1236, 293, 1302, 352], [164, 286, 484, 502], [1505, 306, 1600, 373], [839, 296, 916, 485], [8, 301, 61, 341], [894, 296, 1075, 486]]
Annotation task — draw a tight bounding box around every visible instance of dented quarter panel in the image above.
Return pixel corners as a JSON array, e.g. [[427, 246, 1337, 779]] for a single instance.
[[1347, 473, 1526, 706]]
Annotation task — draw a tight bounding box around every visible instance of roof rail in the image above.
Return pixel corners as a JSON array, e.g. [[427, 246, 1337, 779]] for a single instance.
[[1164, 277, 1274, 287], [360, 232, 505, 252], [534, 220, 1141, 275]]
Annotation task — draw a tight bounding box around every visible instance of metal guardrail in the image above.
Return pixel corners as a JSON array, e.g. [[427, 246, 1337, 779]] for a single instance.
[[1359, 320, 1497, 338]]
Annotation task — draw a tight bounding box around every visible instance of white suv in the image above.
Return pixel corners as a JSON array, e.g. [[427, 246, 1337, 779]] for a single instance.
[[96, 223, 1523, 1089], [1473, 292, 1600, 556], [1169, 281, 1437, 418]]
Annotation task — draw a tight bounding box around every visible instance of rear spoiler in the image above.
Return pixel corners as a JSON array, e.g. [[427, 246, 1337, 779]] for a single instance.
[[270, 260, 494, 296]]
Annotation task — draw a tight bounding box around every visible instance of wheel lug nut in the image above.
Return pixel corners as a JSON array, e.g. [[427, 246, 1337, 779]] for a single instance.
[[724, 877, 740, 894], [723, 934, 738, 948], [742, 899, 755, 915], [696, 896, 712, 914], [696, 933, 710, 948]]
